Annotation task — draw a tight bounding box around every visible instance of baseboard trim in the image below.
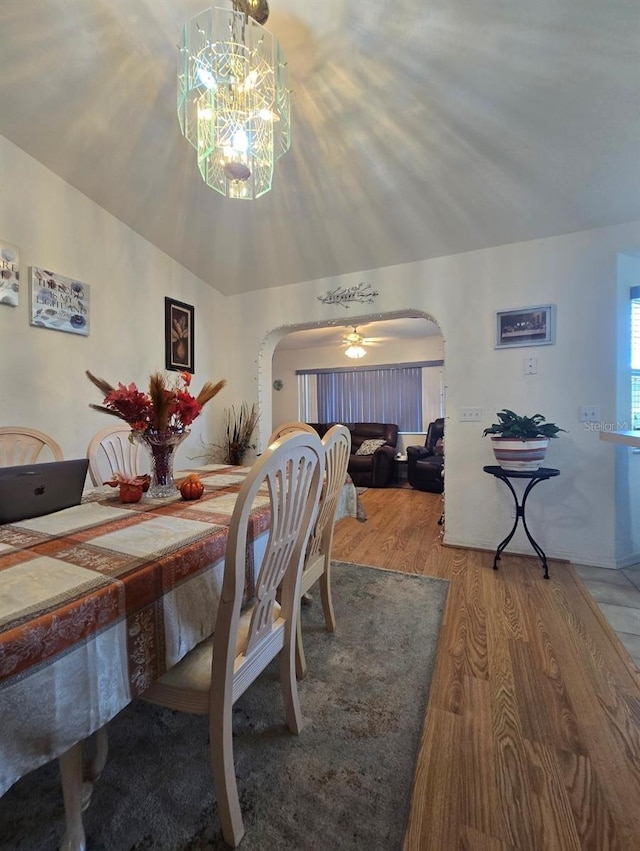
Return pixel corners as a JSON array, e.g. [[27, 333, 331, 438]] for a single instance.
[[442, 536, 570, 566]]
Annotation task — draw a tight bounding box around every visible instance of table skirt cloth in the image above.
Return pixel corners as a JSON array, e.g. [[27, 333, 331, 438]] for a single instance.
[[0, 465, 270, 796]]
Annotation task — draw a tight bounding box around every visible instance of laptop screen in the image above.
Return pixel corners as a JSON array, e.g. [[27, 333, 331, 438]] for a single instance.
[[0, 458, 89, 524]]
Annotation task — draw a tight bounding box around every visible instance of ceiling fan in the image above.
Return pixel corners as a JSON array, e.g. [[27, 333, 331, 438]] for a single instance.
[[342, 326, 381, 359]]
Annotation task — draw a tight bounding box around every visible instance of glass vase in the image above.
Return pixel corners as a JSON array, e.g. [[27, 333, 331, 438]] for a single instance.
[[137, 429, 189, 498]]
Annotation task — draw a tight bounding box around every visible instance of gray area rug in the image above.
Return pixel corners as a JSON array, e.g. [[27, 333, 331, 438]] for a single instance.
[[0, 563, 449, 851]]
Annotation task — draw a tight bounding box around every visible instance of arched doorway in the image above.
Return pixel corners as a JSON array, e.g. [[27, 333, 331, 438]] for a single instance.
[[257, 309, 445, 452]]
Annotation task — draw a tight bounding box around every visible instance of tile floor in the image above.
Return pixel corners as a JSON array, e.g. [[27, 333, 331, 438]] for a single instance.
[[573, 563, 640, 669]]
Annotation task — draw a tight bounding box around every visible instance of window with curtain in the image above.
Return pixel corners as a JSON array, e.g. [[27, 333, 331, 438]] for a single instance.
[[632, 292, 640, 428], [296, 361, 443, 432]]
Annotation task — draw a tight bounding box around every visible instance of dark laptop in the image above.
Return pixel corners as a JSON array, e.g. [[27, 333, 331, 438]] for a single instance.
[[0, 458, 89, 524]]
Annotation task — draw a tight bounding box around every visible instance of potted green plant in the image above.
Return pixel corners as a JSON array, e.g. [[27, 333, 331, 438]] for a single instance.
[[483, 409, 566, 471]]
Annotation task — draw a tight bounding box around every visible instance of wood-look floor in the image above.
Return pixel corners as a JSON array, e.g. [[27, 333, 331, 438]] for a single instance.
[[331, 487, 640, 851]]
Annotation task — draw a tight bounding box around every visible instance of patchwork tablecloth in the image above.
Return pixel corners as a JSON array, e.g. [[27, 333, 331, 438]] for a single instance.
[[0, 464, 270, 795]]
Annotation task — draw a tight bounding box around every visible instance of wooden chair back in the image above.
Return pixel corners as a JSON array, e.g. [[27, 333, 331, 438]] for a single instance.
[[307, 424, 352, 571], [218, 428, 324, 680], [86, 425, 144, 486], [267, 421, 317, 446], [296, 424, 351, 678], [0, 426, 63, 466]]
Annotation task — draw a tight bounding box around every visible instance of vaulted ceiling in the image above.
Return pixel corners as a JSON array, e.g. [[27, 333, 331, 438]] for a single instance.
[[0, 0, 638, 296]]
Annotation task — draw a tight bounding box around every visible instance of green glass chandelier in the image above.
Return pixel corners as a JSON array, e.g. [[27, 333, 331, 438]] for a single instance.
[[177, 1, 290, 200]]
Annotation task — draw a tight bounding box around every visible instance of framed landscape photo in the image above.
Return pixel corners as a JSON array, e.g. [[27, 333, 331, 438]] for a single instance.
[[165, 297, 194, 373], [495, 304, 555, 349]]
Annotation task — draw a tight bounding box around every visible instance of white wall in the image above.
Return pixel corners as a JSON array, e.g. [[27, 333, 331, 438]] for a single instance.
[[227, 220, 640, 568], [3, 131, 639, 567], [0, 136, 230, 472]]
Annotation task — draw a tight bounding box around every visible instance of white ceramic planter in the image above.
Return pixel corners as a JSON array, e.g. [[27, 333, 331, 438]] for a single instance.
[[490, 436, 549, 471]]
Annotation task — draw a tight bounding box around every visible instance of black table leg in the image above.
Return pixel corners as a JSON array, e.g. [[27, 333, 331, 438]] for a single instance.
[[492, 475, 551, 579], [520, 479, 551, 579], [492, 475, 519, 570]]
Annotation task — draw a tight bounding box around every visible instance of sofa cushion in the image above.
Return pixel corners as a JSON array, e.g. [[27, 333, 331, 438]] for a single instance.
[[355, 438, 387, 456]]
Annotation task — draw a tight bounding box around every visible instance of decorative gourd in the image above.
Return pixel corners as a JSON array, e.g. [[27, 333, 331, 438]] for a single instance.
[[179, 473, 205, 501], [118, 482, 145, 503], [103, 473, 151, 504]]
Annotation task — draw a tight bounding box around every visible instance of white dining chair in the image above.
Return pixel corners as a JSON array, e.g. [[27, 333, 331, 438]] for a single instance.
[[139, 430, 324, 847], [86, 424, 144, 486], [295, 424, 351, 680], [0, 426, 63, 466], [267, 421, 317, 446]]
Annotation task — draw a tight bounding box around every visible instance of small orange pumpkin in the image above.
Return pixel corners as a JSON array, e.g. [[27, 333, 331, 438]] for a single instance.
[[179, 473, 205, 501]]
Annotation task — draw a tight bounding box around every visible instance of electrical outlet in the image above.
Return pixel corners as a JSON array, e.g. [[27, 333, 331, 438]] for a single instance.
[[579, 406, 600, 423], [524, 357, 537, 375], [460, 407, 482, 422]]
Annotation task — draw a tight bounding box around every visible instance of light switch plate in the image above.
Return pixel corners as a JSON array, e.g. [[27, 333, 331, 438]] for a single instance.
[[460, 407, 482, 422], [579, 406, 600, 423]]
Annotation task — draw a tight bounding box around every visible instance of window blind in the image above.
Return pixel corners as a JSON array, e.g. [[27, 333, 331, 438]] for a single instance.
[[295, 361, 444, 432]]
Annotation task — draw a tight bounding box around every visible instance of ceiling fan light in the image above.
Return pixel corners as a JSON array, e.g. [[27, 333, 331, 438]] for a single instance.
[[345, 344, 367, 359]]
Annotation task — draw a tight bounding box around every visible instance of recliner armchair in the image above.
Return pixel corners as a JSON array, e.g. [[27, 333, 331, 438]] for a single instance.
[[407, 418, 444, 493]]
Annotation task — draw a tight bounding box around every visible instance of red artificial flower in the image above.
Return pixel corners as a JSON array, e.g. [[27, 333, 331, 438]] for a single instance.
[[88, 370, 226, 436], [104, 383, 153, 426], [174, 390, 202, 426]]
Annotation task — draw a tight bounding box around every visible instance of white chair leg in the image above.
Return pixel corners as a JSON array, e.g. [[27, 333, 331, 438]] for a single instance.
[[210, 703, 245, 848], [319, 565, 336, 633], [58, 743, 87, 851], [295, 603, 308, 681], [280, 631, 303, 734], [86, 727, 108, 781]]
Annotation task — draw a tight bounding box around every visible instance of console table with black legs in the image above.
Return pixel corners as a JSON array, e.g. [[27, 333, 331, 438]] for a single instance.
[[483, 465, 560, 579]]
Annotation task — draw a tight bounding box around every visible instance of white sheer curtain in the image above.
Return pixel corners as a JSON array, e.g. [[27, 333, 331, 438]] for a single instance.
[[297, 374, 318, 422], [422, 365, 444, 426]]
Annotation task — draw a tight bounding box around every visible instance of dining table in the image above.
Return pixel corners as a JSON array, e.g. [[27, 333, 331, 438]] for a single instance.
[[0, 463, 363, 849]]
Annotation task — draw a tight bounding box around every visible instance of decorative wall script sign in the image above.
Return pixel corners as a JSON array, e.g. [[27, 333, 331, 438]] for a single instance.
[[317, 282, 378, 309]]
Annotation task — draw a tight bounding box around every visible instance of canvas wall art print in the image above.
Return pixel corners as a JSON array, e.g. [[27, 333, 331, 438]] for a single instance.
[[29, 267, 90, 336], [0, 241, 20, 307]]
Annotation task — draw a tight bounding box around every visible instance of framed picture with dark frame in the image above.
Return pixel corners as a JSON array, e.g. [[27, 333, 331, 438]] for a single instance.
[[165, 297, 194, 373], [495, 304, 555, 349]]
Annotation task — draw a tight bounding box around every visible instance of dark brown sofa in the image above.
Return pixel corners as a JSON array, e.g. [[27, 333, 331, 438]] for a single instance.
[[308, 422, 399, 487]]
